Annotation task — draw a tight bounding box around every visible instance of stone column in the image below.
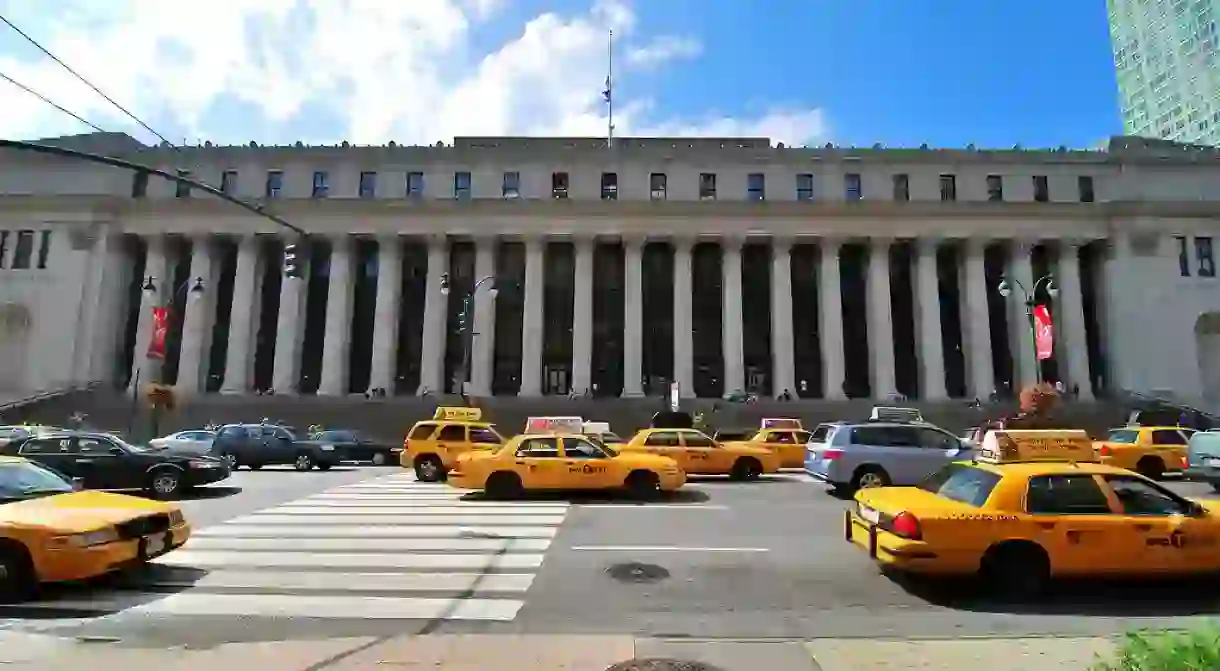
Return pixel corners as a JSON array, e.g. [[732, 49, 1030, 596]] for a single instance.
[[570, 236, 594, 395], [1008, 240, 1038, 389], [1056, 240, 1094, 399], [470, 237, 497, 396], [221, 235, 261, 394], [519, 236, 545, 396], [819, 239, 846, 399], [318, 236, 354, 396], [868, 238, 897, 399], [622, 237, 645, 397], [770, 237, 796, 398], [962, 239, 995, 399], [368, 235, 402, 394], [915, 238, 947, 400], [0, 232, 13, 268], [417, 236, 448, 395], [131, 236, 169, 388], [272, 238, 307, 394], [672, 237, 695, 398], [86, 232, 132, 386], [176, 236, 215, 394], [721, 237, 746, 396]]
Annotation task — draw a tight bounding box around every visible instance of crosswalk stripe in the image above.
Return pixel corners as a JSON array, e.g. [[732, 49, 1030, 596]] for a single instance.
[[125, 571, 536, 594], [153, 550, 547, 569], [23, 594, 524, 621], [301, 494, 559, 503], [261, 505, 570, 514], [194, 525, 560, 538], [234, 514, 568, 524], [185, 537, 554, 552]]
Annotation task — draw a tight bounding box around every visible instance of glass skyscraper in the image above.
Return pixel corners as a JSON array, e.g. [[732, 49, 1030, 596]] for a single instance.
[[1109, 0, 1220, 144]]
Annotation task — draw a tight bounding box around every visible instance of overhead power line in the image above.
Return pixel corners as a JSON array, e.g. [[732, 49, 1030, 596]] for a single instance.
[[0, 70, 106, 133], [0, 12, 176, 148]]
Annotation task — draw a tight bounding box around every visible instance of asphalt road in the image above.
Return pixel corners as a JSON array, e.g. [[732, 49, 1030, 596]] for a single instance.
[[7, 468, 1220, 646]]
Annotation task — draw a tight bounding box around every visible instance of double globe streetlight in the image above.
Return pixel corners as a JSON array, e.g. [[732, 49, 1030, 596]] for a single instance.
[[439, 273, 498, 398], [140, 275, 207, 383], [996, 274, 1057, 385]]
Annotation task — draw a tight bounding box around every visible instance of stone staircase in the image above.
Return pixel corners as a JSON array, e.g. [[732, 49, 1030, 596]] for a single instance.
[[7, 388, 1133, 443]]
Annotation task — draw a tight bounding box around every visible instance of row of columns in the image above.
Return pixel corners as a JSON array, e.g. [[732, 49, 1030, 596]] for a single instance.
[[128, 233, 1095, 401]]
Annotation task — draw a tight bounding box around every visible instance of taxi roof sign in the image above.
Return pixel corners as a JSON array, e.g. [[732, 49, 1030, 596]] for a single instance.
[[977, 429, 1097, 465], [433, 406, 483, 422], [870, 406, 924, 423], [761, 417, 803, 430], [525, 416, 584, 434]]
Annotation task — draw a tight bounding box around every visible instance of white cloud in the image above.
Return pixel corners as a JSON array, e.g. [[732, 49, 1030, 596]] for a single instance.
[[0, 0, 828, 147]]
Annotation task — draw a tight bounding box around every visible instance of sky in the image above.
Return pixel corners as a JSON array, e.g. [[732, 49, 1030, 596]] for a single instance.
[[0, 0, 1121, 150]]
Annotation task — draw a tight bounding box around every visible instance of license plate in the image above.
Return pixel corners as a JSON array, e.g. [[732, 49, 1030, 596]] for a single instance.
[[143, 533, 167, 558], [1208, 458, 1220, 468], [858, 505, 881, 524]]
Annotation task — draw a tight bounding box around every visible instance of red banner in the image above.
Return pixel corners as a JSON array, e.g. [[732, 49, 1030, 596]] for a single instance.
[[147, 307, 169, 360], [1033, 304, 1054, 361]]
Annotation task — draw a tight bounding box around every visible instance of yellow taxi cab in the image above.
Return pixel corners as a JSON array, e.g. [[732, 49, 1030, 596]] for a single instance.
[[1092, 425, 1192, 479], [720, 418, 811, 469], [447, 432, 685, 499], [0, 456, 190, 601], [401, 407, 504, 482], [845, 429, 1220, 598], [620, 414, 780, 480]]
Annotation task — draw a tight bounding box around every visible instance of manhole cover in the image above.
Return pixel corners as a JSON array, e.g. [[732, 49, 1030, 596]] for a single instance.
[[605, 659, 725, 671], [605, 562, 670, 584]]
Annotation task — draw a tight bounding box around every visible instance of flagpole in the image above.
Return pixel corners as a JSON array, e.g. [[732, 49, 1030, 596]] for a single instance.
[[607, 28, 614, 149]]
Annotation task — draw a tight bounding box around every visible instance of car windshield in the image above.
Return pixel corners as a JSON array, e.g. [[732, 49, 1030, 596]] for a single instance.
[[108, 435, 153, 453], [0, 461, 73, 499], [586, 435, 616, 455], [1106, 429, 1140, 444]]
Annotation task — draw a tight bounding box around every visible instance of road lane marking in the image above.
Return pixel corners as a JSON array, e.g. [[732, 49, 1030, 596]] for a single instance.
[[568, 545, 770, 552], [573, 504, 729, 510], [194, 525, 560, 538], [126, 571, 536, 594], [255, 506, 570, 515], [226, 514, 569, 525], [185, 536, 554, 552], [153, 550, 547, 569]]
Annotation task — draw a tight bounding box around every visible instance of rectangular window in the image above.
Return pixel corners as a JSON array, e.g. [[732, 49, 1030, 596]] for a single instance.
[[747, 173, 765, 201], [796, 173, 814, 201], [311, 171, 329, 198], [220, 170, 237, 195], [699, 173, 717, 200], [265, 171, 283, 198], [406, 171, 424, 197], [131, 171, 149, 198], [454, 172, 471, 200], [551, 172, 569, 199], [35, 231, 50, 269], [11, 230, 34, 270], [650, 172, 667, 200], [358, 171, 377, 198], [1178, 235, 1192, 276], [845, 173, 862, 201], [175, 170, 192, 198], [939, 174, 956, 201], [502, 171, 520, 199], [0, 230, 7, 269], [600, 172, 618, 200], [892, 174, 909, 201], [986, 175, 1004, 201], [1078, 175, 1096, 202], [1197, 236, 1215, 277], [1033, 175, 1049, 202]]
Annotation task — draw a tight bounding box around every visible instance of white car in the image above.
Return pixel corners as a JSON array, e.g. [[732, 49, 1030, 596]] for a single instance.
[[149, 429, 217, 453]]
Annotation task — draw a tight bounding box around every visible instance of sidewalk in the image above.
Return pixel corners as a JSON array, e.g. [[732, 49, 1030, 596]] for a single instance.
[[0, 631, 1118, 670]]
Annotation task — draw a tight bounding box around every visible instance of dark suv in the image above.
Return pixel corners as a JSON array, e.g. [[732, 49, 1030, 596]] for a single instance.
[[211, 424, 344, 471], [1, 431, 230, 498]]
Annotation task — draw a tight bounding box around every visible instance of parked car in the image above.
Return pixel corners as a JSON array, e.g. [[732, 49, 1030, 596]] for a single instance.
[[149, 430, 216, 453], [211, 423, 345, 471], [804, 419, 972, 494], [309, 429, 399, 466], [0, 431, 230, 498]]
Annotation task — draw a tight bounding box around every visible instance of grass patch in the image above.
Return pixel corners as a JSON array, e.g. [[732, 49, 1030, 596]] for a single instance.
[[1092, 626, 1220, 670]]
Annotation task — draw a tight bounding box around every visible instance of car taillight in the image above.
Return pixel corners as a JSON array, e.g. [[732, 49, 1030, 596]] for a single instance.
[[890, 512, 922, 540], [823, 448, 844, 461], [1182, 455, 1190, 469], [1098, 445, 1112, 457]]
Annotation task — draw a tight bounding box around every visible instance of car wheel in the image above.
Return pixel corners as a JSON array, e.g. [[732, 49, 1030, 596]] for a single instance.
[[1136, 456, 1164, 480], [0, 543, 36, 604], [979, 541, 1050, 600], [148, 469, 183, 499], [851, 467, 890, 492], [1212, 481, 1220, 494], [294, 453, 315, 471], [372, 452, 388, 466], [730, 457, 763, 481], [485, 471, 524, 500], [414, 455, 445, 482], [625, 470, 660, 500]]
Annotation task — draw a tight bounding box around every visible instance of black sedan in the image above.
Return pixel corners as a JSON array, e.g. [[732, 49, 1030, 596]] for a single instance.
[[0, 431, 231, 499], [310, 429, 400, 466]]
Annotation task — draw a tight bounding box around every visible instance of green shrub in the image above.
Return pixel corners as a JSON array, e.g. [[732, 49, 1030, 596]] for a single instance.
[[1092, 626, 1220, 671]]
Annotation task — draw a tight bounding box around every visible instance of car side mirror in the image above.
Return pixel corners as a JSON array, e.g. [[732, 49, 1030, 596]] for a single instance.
[[109, 446, 125, 456], [70, 477, 84, 491], [1190, 501, 1208, 517]]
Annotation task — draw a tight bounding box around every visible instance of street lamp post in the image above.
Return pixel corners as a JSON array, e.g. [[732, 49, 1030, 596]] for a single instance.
[[997, 274, 1058, 385], [133, 275, 206, 437], [439, 273, 498, 401]]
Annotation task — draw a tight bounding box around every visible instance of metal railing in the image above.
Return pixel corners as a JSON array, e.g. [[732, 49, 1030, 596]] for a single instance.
[[0, 380, 102, 414], [1120, 389, 1220, 428]]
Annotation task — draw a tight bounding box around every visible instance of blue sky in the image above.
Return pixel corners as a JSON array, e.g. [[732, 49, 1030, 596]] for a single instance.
[[0, 0, 1121, 149]]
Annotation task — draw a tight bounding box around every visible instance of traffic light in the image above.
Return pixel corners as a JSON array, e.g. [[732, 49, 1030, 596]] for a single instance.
[[282, 241, 304, 278]]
